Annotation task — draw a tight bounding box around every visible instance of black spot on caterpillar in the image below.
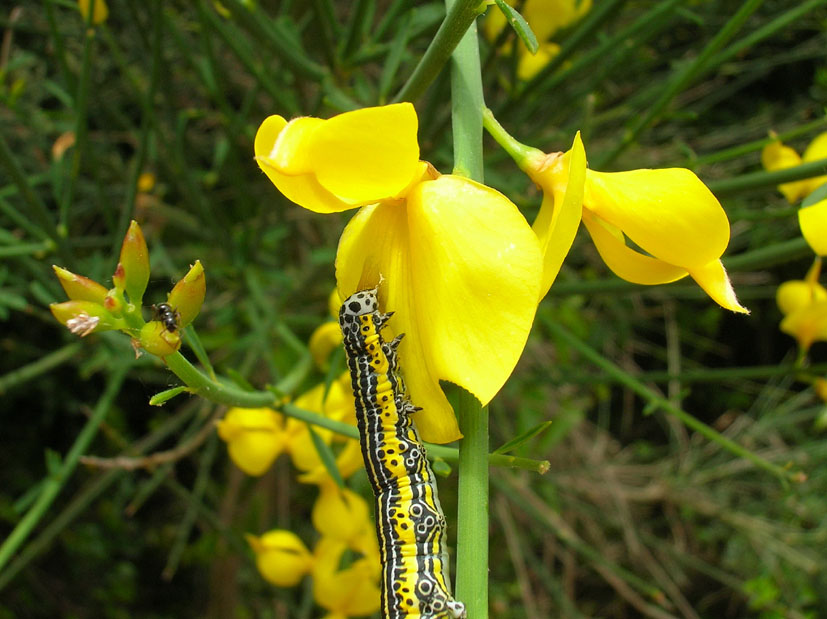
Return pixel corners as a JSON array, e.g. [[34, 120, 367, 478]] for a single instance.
[[339, 288, 466, 619]]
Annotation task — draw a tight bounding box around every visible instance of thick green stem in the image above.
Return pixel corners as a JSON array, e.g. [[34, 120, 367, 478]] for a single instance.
[[445, 2, 490, 614], [0, 365, 128, 573], [456, 390, 490, 615]]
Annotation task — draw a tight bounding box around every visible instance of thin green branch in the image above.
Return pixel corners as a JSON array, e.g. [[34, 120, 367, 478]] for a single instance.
[[393, 0, 483, 103], [0, 364, 129, 574], [707, 157, 827, 196], [0, 342, 84, 394]]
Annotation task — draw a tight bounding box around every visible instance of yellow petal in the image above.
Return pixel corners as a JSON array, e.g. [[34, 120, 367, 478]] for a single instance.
[[584, 167, 731, 270], [77, 0, 108, 24], [799, 199, 827, 256], [530, 132, 586, 297], [216, 408, 285, 476], [307, 103, 420, 203], [523, 0, 592, 41], [801, 131, 827, 195], [776, 278, 827, 316], [270, 117, 325, 174], [582, 211, 688, 284], [255, 115, 356, 213], [312, 485, 371, 546], [780, 300, 827, 351], [761, 139, 810, 202], [247, 530, 313, 587], [309, 321, 343, 369], [312, 538, 381, 616], [336, 175, 543, 443], [686, 259, 749, 314], [517, 43, 560, 81]]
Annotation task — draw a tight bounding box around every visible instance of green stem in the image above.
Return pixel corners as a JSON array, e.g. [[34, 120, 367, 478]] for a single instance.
[[393, 0, 484, 104], [707, 157, 827, 196], [456, 390, 489, 615], [445, 2, 489, 614], [542, 319, 802, 485], [0, 342, 84, 394], [0, 364, 128, 573]]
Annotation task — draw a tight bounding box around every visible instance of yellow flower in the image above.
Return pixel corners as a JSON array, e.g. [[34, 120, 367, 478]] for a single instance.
[[776, 259, 827, 352], [312, 537, 381, 618], [762, 131, 827, 203], [484, 0, 591, 80], [519, 134, 747, 313], [799, 199, 827, 256], [216, 407, 285, 476], [77, 0, 108, 25], [311, 485, 373, 550], [309, 289, 346, 369], [256, 104, 543, 443], [246, 530, 314, 587], [485, 0, 592, 45]]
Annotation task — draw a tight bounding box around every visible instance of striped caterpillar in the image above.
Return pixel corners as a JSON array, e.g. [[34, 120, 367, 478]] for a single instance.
[[339, 289, 466, 619]]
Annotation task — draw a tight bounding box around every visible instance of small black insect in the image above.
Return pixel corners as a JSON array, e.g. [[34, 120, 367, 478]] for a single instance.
[[152, 302, 180, 333]]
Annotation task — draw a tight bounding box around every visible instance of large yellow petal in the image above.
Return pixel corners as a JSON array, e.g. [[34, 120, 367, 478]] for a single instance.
[[799, 199, 827, 256], [307, 103, 420, 203], [531, 132, 586, 298], [582, 211, 688, 284], [336, 202, 457, 442], [584, 167, 731, 270], [336, 176, 543, 443]]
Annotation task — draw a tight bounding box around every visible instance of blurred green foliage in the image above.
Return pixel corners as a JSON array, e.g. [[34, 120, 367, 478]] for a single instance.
[[1, 0, 827, 617]]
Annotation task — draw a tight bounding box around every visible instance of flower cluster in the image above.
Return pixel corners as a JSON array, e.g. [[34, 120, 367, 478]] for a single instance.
[[484, 0, 592, 80], [50, 221, 205, 357], [246, 485, 381, 619], [254, 104, 747, 444], [218, 358, 381, 617]]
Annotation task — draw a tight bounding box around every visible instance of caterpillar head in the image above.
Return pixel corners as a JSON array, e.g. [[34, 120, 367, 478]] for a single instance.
[[340, 288, 379, 318]]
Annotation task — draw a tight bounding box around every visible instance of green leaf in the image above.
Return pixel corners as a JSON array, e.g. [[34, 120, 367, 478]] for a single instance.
[[149, 386, 190, 406], [307, 423, 344, 488], [494, 420, 553, 455], [493, 0, 539, 54], [431, 457, 452, 477]]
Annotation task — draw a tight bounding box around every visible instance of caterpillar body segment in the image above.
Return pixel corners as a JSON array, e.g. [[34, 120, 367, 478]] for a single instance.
[[339, 289, 466, 619]]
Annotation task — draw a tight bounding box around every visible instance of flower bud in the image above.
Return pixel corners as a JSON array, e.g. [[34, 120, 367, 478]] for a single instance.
[[53, 266, 108, 304], [246, 530, 313, 587], [118, 220, 150, 305], [51, 301, 119, 337], [308, 321, 342, 369], [167, 260, 205, 328], [139, 320, 181, 357], [312, 485, 371, 546]]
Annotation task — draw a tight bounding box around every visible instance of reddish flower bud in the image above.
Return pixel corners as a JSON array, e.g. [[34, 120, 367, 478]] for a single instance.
[[118, 220, 150, 305], [139, 321, 181, 357], [52, 265, 108, 303], [167, 260, 205, 328], [50, 301, 119, 337]]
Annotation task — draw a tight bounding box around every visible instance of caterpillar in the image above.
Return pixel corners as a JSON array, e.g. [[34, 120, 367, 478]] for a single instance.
[[339, 289, 466, 619]]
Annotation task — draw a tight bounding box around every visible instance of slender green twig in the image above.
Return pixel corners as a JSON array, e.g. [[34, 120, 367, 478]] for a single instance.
[[0, 342, 84, 394], [708, 157, 827, 196], [595, 0, 765, 168], [0, 364, 129, 573]]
